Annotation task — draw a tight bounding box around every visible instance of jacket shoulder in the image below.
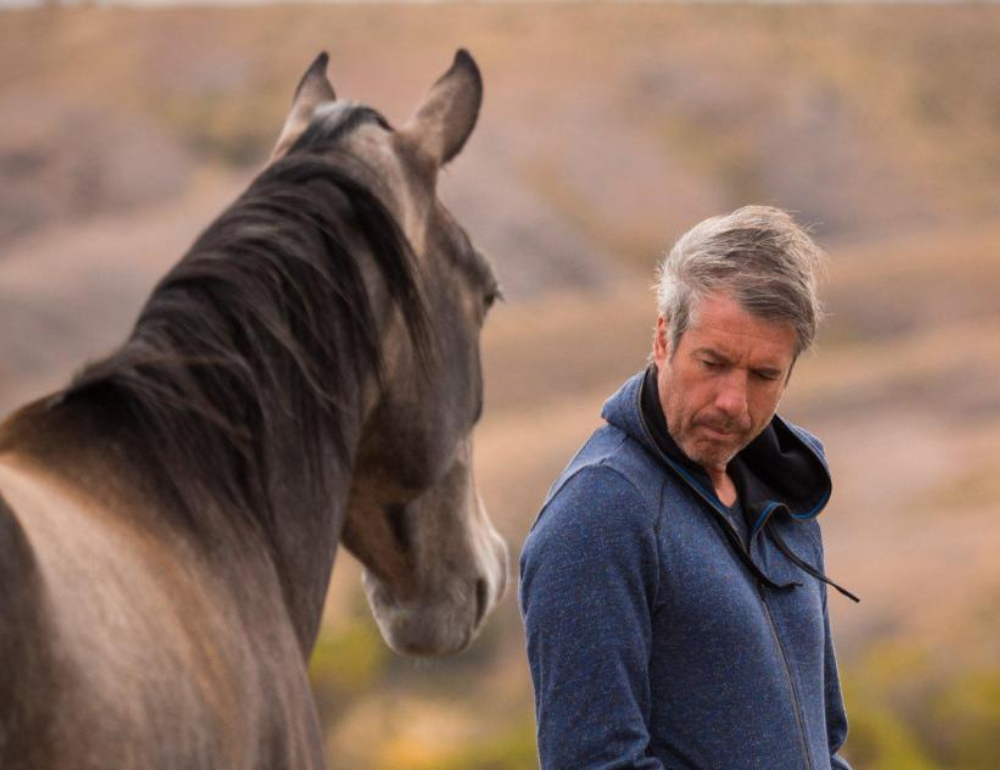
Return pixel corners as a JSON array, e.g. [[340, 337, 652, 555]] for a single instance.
[[534, 425, 664, 536], [520, 436, 665, 619]]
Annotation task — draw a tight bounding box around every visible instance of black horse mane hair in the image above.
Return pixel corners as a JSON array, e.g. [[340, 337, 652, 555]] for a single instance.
[[62, 126, 430, 534]]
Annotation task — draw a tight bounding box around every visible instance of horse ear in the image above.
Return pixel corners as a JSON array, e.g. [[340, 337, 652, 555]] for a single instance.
[[270, 52, 337, 162], [403, 50, 482, 167]]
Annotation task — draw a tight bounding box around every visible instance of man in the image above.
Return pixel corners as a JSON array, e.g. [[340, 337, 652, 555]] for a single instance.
[[519, 206, 856, 770]]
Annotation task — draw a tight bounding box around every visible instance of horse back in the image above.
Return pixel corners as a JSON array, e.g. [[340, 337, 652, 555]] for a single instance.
[[0, 484, 60, 769], [0, 403, 326, 770]]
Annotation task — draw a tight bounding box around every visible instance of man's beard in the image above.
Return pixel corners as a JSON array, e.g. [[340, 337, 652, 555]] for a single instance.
[[667, 406, 761, 470], [678, 427, 751, 469]]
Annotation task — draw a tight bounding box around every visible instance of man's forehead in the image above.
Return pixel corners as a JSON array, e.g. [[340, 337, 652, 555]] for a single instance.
[[695, 292, 793, 331], [684, 295, 798, 363]]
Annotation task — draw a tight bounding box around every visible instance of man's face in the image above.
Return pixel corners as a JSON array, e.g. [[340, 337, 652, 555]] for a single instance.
[[653, 291, 798, 474]]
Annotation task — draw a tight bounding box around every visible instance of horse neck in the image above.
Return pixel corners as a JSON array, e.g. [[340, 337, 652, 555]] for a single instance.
[[53, 319, 385, 660], [255, 387, 368, 657], [51, 155, 418, 657], [10, 363, 370, 660], [168, 344, 376, 658]]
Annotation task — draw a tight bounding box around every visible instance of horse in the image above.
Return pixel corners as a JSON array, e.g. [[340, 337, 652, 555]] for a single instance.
[[0, 50, 508, 769]]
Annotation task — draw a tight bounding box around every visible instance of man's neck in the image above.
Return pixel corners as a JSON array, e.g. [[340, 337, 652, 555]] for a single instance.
[[705, 466, 738, 507]]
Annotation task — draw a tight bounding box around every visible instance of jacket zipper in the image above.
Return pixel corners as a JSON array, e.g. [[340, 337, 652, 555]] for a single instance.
[[757, 582, 814, 770], [634, 386, 815, 770]]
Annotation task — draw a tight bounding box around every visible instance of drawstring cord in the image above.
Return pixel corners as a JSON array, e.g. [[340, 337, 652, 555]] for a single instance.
[[769, 527, 861, 604]]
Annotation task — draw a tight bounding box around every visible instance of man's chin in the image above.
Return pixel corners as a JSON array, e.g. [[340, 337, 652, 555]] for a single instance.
[[682, 438, 742, 471]]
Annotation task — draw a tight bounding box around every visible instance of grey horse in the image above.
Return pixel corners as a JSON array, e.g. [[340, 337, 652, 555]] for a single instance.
[[0, 50, 507, 769]]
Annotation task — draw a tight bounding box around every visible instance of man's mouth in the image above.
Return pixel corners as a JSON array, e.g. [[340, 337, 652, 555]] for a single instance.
[[698, 423, 742, 441]]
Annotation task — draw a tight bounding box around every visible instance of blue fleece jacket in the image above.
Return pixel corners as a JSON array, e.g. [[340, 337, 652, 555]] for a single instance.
[[519, 370, 852, 770]]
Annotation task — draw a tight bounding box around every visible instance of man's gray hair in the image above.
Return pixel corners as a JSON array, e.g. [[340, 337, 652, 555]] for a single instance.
[[655, 205, 826, 356]]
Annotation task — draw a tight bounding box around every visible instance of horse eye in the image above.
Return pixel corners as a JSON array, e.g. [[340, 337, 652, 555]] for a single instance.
[[484, 285, 504, 310]]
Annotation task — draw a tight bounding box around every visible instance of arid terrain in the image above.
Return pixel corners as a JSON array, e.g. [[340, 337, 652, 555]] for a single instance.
[[1, 5, 998, 768]]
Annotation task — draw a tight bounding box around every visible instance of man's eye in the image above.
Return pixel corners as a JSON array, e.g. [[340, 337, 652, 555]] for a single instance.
[[702, 360, 724, 369]]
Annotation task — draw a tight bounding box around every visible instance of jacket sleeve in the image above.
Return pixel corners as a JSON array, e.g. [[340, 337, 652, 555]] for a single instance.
[[823, 592, 851, 770], [519, 465, 665, 770], [818, 559, 852, 769], [797, 431, 853, 769]]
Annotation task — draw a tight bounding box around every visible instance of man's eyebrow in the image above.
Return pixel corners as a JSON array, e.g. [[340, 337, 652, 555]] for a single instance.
[[693, 347, 785, 376], [692, 347, 731, 362]]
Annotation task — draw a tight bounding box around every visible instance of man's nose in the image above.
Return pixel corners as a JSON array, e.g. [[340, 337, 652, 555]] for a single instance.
[[714, 371, 750, 422]]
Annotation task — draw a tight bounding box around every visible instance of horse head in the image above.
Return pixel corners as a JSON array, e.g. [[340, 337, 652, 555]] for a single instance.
[[270, 52, 508, 656]]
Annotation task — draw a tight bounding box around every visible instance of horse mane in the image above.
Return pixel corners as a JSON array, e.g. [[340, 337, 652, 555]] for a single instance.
[[60, 134, 430, 535]]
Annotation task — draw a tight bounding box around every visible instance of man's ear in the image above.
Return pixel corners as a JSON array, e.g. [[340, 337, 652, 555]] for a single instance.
[[270, 52, 337, 163], [653, 316, 671, 366]]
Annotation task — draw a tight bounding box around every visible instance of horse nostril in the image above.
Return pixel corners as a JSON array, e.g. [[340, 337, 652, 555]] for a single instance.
[[474, 578, 489, 628]]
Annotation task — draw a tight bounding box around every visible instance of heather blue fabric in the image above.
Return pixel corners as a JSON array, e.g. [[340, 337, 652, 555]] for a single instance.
[[519, 371, 851, 770]]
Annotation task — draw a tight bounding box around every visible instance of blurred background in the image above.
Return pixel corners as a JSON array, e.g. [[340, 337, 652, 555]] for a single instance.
[[1, 4, 999, 768]]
